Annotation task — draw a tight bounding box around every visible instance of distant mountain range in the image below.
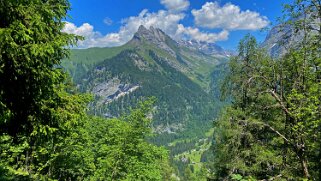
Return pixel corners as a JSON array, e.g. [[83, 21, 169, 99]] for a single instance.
[[177, 39, 232, 57]]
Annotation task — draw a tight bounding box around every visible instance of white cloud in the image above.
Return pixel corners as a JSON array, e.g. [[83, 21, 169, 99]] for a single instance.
[[103, 17, 113, 25], [176, 24, 229, 42], [62, 9, 229, 48], [160, 0, 190, 12], [62, 22, 122, 48], [191, 2, 269, 30], [63, 22, 95, 37]]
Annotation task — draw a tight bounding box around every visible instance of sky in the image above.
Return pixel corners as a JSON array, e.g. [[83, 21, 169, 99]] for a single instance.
[[63, 0, 291, 50]]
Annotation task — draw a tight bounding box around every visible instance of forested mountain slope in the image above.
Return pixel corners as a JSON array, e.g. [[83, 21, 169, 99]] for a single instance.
[[63, 26, 229, 145]]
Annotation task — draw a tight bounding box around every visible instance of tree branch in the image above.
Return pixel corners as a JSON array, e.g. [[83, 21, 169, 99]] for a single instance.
[[263, 123, 290, 143], [268, 89, 292, 116]]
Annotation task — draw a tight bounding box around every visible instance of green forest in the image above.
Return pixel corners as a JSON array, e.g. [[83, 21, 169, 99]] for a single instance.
[[0, 0, 320, 180]]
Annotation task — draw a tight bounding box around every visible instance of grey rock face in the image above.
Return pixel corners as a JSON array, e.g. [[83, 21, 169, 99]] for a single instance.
[[92, 78, 121, 97], [92, 78, 140, 104], [153, 123, 184, 134], [262, 15, 319, 57], [134, 25, 170, 44], [262, 24, 295, 57]]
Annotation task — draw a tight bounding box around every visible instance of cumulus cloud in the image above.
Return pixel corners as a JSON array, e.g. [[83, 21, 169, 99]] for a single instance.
[[62, 9, 229, 48], [63, 22, 95, 37], [62, 22, 122, 48], [160, 0, 190, 12], [191, 2, 269, 30], [176, 24, 229, 42]]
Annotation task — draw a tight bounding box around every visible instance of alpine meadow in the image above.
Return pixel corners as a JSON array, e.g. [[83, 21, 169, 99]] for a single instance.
[[0, 0, 320, 180]]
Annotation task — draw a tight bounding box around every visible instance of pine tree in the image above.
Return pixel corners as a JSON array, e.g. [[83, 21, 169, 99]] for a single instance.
[[0, 0, 85, 179]]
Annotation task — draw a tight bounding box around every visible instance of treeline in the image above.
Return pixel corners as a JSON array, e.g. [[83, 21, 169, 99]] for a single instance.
[[0, 1, 174, 180], [209, 0, 321, 180]]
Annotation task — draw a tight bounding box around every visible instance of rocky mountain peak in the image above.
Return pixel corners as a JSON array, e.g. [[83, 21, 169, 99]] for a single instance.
[[136, 25, 149, 36], [133, 25, 167, 43], [130, 25, 177, 56]]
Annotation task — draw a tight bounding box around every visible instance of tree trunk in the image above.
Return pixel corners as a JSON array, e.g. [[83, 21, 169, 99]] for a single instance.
[[297, 145, 310, 179], [301, 158, 310, 179]]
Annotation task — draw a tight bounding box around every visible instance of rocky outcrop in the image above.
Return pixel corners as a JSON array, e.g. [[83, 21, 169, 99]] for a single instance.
[[129, 53, 151, 71], [92, 78, 140, 104], [153, 123, 184, 134]]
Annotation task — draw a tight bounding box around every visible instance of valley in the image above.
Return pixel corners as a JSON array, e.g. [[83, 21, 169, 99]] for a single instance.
[[63, 25, 229, 177]]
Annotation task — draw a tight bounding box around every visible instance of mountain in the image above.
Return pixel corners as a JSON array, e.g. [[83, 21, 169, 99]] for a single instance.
[[262, 24, 295, 57], [262, 17, 317, 57], [62, 25, 229, 156]]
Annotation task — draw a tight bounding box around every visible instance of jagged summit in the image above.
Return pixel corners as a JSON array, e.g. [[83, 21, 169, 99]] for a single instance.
[[129, 25, 177, 56], [132, 25, 168, 44], [136, 25, 149, 35]]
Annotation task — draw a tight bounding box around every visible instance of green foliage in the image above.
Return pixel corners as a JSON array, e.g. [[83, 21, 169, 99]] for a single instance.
[[0, 1, 173, 180], [50, 98, 173, 180], [209, 0, 321, 179], [0, 0, 84, 179], [231, 174, 256, 181], [0, 0, 79, 135]]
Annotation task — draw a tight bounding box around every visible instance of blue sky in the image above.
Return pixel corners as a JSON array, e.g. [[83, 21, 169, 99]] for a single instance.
[[64, 0, 290, 50]]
